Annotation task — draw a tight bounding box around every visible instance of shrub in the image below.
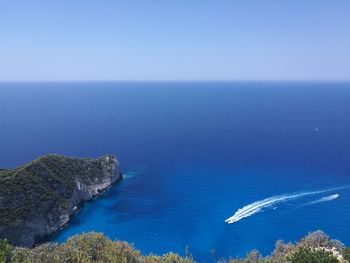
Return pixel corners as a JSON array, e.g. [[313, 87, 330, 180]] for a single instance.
[[245, 249, 262, 262], [342, 247, 350, 262], [144, 252, 194, 263], [0, 240, 12, 263], [299, 231, 344, 251], [288, 247, 339, 263], [270, 239, 294, 261]]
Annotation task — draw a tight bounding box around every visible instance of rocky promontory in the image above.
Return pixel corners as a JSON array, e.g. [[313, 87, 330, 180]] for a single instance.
[[0, 154, 122, 247]]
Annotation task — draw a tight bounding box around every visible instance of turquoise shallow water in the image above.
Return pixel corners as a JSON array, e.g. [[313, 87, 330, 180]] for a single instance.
[[0, 81, 350, 261]]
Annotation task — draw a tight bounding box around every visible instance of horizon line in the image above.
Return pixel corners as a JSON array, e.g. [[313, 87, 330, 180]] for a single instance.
[[0, 79, 350, 83]]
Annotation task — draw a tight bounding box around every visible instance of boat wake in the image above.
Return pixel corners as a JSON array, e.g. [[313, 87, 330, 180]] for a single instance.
[[304, 194, 339, 206], [123, 171, 139, 179], [225, 187, 345, 224]]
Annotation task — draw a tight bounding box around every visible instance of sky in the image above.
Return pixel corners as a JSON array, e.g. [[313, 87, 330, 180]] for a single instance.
[[0, 0, 349, 81]]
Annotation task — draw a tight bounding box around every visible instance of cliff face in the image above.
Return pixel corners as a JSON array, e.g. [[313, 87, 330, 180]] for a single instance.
[[0, 154, 122, 247]]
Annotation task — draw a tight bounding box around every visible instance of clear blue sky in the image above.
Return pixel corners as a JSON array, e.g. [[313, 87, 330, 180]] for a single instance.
[[0, 0, 349, 81]]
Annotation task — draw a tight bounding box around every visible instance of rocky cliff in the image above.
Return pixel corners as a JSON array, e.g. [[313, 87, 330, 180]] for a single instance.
[[0, 154, 122, 247]]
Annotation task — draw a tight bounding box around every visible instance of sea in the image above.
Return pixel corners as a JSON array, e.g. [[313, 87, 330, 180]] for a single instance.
[[0, 81, 349, 261]]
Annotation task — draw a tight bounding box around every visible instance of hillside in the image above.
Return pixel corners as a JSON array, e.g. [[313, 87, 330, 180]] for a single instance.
[[0, 154, 122, 247]]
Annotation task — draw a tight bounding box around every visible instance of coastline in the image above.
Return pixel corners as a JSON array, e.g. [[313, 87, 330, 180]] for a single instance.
[[0, 154, 123, 247], [42, 178, 122, 245]]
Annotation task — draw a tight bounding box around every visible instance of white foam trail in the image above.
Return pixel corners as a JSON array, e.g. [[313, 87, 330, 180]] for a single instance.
[[306, 194, 339, 205], [225, 187, 345, 224], [122, 171, 139, 179]]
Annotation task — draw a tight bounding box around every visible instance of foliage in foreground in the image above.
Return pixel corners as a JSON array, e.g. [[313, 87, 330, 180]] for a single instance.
[[0, 232, 193, 263], [287, 247, 339, 263], [1, 231, 350, 263], [225, 231, 348, 263]]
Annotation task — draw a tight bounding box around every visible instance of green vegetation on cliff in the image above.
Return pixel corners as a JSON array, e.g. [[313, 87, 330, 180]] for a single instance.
[[0, 231, 349, 263], [0, 154, 121, 247], [0, 154, 116, 225]]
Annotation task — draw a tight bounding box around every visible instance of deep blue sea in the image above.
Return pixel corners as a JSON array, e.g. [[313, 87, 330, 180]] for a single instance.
[[0, 82, 350, 261]]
